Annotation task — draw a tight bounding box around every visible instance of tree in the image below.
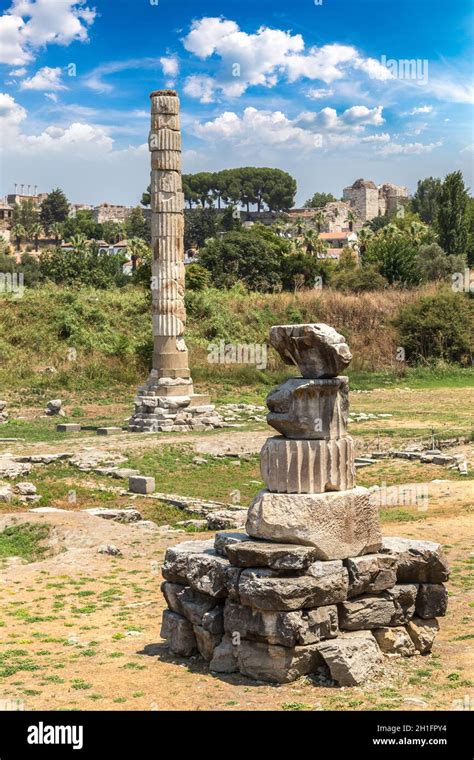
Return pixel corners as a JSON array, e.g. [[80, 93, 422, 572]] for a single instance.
[[436, 171, 469, 255], [12, 198, 39, 239], [199, 226, 290, 291], [125, 207, 150, 243], [50, 222, 64, 246], [185, 263, 210, 290], [411, 177, 442, 224], [184, 208, 218, 250], [416, 243, 466, 282], [303, 192, 336, 209], [302, 228, 328, 256], [364, 235, 421, 285], [127, 237, 149, 271], [62, 210, 102, 241], [29, 223, 43, 251], [40, 188, 70, 231], [347, 210, 357, 232], [313, 210, 325, 233], [11, 223, 26, 250], [367, 215, 390, 232], [39, 243, 127, 288], [280, 252, 328, 290], [393, 289, 473, 364], [331, 263, 388, 292]]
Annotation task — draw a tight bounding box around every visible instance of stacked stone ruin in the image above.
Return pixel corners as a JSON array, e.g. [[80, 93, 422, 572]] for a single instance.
[[0, 401, 8, 424], [129, 90, 222, 433], [160, 340, 449, 684]]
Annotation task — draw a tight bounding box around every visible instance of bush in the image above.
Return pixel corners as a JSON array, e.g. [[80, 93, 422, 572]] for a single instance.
[[393, 289, 473, 364], [364, 236, 421, 285], [185, 263, 210, 291], [39, 245, 127, 289], [331, 264, 388, 292]]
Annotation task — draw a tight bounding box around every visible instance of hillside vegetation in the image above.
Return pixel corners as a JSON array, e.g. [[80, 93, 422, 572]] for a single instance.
[[0, 284, 472, 394]]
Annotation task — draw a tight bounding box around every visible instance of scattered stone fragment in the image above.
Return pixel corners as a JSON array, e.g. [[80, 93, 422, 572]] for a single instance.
[[97, 427, 123, 435], [316, 631, 381, 686], [415, 584, 448, 619], [372, 626, 417, 656], [206, 509, 247, 531], [97, 544, 122, 556], [128, 475, 155, 495], [57, 423, 81, 432], [406, 617, 439, 653], [45, 399, 65, 416], [83, 508, 142, 523], [0, 458, 31, 479], [381, 537, 449, 583]]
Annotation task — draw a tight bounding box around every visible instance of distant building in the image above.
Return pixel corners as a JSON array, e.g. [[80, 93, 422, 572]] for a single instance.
[[92, 203, 132, 224], [343, 178, 409, 222], [318, 231, 358, 260]]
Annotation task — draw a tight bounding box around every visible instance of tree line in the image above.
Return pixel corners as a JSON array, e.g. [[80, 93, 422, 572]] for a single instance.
[[142, 167, 297, 212]]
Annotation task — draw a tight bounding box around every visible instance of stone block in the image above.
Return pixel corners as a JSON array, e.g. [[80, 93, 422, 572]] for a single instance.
[[269, 323, 352, 378], [193, 625, 222, 661], [56, 423, 81, 432], [381, 537, 449, 583], [415, 584, 448, 618], [316, 631, 381, 686], [246, 487, 382, 560], [236, 640, 322, 683], [128, 475, 155, 494], [238, 563, 348, 611], [214, 531, 251, 557], [372, 626, 417, 656], [261, 436, 355, 493], [173, 585, 220, 626], [345, 553, 398, 597], [406, 617, 439, 653], [225, 540, 319, 571], [209, 634, 238, 673], [224, 600, 338, 648], [162, 540, 240, 599], [339, 585, 417, 630], [266, 377, 349, 440], [160, 609, 197, 656], [97, 427, 122, 435]]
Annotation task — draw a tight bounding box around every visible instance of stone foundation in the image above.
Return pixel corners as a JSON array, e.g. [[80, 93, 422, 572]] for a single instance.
[[160, 534, 449, 685]]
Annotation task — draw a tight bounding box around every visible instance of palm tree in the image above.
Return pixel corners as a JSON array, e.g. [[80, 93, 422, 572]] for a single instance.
[[127, 237, 149, 271], [11, 224, 25, 251], [303, 229, 328, 257], [356, 227, 373, 257], [313, 209, 325, 233], [68, 234, 88, 251], [29, 222, 43, 252], [347, 209, 358, 233], [50, 222, 63, 246], [292, 216, 306, 237]]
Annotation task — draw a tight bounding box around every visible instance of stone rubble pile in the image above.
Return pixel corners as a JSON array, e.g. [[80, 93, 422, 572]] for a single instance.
[[44, 399, 65, 417], [160, 323, 450, 686]]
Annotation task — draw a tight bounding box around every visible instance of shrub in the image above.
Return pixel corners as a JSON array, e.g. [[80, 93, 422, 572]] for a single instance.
[[393, 289, 473, 364], [185, 263, 210, 291]]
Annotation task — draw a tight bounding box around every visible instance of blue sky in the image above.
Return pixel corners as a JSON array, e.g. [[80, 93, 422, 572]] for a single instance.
[[0, 0, 472, 206]]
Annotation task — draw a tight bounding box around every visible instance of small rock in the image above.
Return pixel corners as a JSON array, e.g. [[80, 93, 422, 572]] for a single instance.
[[97, 544, 122, 556]]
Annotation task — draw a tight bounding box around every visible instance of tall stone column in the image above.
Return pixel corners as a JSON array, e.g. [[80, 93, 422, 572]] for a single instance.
[[129, 90, 222, 433]]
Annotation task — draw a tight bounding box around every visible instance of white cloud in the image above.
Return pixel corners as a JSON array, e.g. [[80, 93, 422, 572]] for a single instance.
[[378, 140, 442, 156], [9, 65, 27, 75], [160, 55, 178, 87], [341, 105, 384, 126], [20, 65, 66, 90], [44, 91, 58, 102], [183, 74, 216, 104], [0, 0, 96, 65], [306, 87, 334, 100], [408, 105, 433, 115], [0, 91, 27, 129], [361, 132, 391, 143], [296, 104, 384, 131]]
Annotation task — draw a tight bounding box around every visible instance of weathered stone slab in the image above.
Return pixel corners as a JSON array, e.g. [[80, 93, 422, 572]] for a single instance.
[[224, 600, 338, 647], [415, 584, 448, 618], [372, 626, 417, 656], [236, 640, 322, 683], [261, 436, 355, 493], [214, 531, 251, 557], [269, 323, 352, 378], [316, 631, 381, 686], [97, 427, 123, 435], [238, 563, 348, 611], [225, 540, 319, 571], [209, 633, 239, 673], [160, 609, 197, 656], [174, 585, 219, 625], [57, 423, 81, 432], [345, 553, 398, 597], [246, 487, 381, 559], [266, 378, 349, 440], [381, 537, 449, 583], [201, 606, 224, 635], [128, 475, 156, 494], [193, 625, 222, 661], [406, 617, 439, 653], [161, 581, 185, 615], [162, 540, 239, 599], [339, 585, 417, 629]]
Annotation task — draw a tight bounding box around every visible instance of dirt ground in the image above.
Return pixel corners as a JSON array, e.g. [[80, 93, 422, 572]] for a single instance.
[[0, 387, 472, 712]]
